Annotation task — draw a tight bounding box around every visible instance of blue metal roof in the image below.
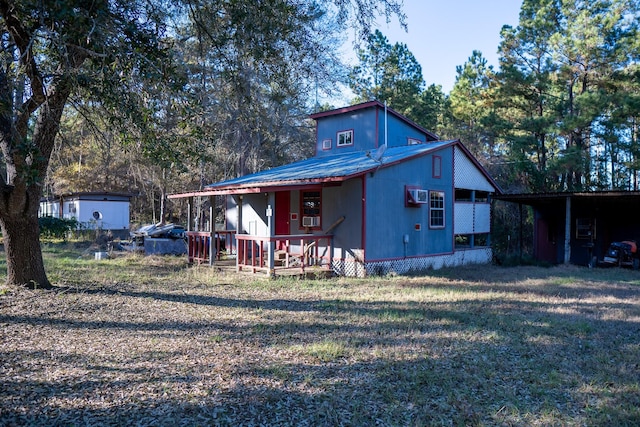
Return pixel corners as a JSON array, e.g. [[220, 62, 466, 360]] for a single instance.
[[205, 140, 456, 193]]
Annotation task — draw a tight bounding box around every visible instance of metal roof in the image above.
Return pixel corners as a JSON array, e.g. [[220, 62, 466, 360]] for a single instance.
[[495, 191, 640, 206], [169, 141, 457, 198]]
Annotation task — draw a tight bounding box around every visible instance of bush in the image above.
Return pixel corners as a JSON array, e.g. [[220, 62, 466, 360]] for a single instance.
[[39, 216, 79, 240]]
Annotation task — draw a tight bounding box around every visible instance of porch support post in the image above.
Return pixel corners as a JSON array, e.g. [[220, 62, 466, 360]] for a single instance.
[[564, 196, 571, 264], [209, 195, 215, 266], [267, 193, 276, 276], [187, 197, 193, 231], [235, 195, 243, 272]]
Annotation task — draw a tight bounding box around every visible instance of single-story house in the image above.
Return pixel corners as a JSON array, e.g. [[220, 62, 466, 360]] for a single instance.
[[170, 101, 502, 276], [496, 191, 640, 266], [39, 192, 133, 238]]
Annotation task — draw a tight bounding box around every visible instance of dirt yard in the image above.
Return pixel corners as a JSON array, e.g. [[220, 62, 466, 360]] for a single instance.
[[1, 251, 639, 426]]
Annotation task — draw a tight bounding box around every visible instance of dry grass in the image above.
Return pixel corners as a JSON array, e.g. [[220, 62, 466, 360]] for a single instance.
[[1, 244, 639, 426]]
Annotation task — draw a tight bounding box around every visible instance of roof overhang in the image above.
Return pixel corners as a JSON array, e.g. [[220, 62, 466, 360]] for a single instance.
[[168, 178, 345, 199], [495, 191, 640, 206]]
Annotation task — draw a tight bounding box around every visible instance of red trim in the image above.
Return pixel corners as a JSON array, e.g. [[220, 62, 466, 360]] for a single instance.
[[451, 150, 456, 250]]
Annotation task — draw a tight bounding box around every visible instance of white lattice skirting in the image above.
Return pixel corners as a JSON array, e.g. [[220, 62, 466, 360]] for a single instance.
[[331, 248, 493, 277]]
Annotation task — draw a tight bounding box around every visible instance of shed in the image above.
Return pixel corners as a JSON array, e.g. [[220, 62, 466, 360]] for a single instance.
[[170, 101, 502, 276]]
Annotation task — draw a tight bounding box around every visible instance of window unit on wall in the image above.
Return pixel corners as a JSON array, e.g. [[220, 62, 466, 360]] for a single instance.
[[405, 185, 427, 207], [301, 190, 321, 229]]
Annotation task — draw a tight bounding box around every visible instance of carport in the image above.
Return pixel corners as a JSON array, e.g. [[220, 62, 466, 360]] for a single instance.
[[496, 191, 640, 266]]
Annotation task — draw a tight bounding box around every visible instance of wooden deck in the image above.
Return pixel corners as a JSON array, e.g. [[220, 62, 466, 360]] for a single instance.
[[194, 257, 335, 279], [187, 231, 335, 279]]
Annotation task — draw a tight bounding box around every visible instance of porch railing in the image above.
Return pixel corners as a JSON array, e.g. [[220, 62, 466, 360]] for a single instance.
[[186, 230, 235, 264], [235, 234, 334, 274]]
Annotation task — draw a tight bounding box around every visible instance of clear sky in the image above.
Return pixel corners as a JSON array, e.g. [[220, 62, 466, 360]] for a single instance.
[[344, 0, 524, 95]]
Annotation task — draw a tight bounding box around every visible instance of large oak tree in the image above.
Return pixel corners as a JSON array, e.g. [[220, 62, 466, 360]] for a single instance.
[[0, 0, 405, 289]]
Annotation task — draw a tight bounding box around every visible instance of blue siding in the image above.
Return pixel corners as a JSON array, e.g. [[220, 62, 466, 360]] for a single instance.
[[315, 105, 434, 157], [316, 108, 377, 156], [364, 147, 454, 261], [322, 179, 363, 259], [384, 117, 431, 147]]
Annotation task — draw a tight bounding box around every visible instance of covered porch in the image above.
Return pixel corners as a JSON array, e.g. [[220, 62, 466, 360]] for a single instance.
[[169, 191, 341, 277]]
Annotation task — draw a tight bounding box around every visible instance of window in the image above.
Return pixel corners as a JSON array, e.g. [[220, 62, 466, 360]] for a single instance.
[[322, 139, 332, 150], [300, 190, 321, 228], [429, 191, 445, 228], [475, 191, 489, 203], [455, 189, 473, 202], [337, 130, 353, 147], [432, 156, 442, 178], [576, 218, 595, 240], [408, 137, 422, 145]]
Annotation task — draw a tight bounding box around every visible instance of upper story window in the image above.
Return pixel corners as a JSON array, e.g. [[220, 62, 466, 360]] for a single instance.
[[429, 191, 445, 229], [322, 139, 332, 150], [408, 138, 422, 145], [337, 130, 353, 147]]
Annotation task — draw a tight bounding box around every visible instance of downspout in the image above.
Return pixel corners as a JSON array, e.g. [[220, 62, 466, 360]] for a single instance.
[[564, 196, 571, 264]]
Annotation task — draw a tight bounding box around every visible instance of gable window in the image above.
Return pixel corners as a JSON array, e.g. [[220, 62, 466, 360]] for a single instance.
[[300, 190, 321, 228], [337, 130, 353, 147], [429, 191, 445, 228], [432, 156, 442, 178], [408, 137, 422, 145]]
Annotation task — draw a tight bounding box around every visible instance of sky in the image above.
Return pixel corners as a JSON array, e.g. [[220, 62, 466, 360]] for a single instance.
[[342, 0, 524, 95]]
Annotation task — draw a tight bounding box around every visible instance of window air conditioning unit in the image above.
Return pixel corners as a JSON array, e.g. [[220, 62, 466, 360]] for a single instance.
[[408, 189, 429, 204], [302, 216, 320, 227]]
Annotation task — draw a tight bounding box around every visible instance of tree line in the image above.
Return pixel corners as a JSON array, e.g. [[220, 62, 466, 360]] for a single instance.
[[44, 0, 640, 225], [351, 0, 640, 194]]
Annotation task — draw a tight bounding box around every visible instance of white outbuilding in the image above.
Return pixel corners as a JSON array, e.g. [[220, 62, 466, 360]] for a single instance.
[[39, 192, 133, 238]]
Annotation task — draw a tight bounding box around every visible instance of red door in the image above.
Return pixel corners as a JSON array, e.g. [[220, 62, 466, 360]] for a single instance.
[[275, 191, 290, 250]]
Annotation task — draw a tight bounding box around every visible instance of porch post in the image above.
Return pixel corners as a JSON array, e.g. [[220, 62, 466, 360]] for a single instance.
[[564, 196, 571, 264], [236, 195, 243, 272], [267, 193, 276, 275], [187, 197, 193, 231], [209, 195, 214, 266]]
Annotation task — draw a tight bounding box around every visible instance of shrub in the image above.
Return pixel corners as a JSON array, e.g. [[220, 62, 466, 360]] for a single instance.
[[39, 216, 79, 240]]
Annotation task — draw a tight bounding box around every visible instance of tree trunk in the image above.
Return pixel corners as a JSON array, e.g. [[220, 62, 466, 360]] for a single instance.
[[0, 197, 51, 289]]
